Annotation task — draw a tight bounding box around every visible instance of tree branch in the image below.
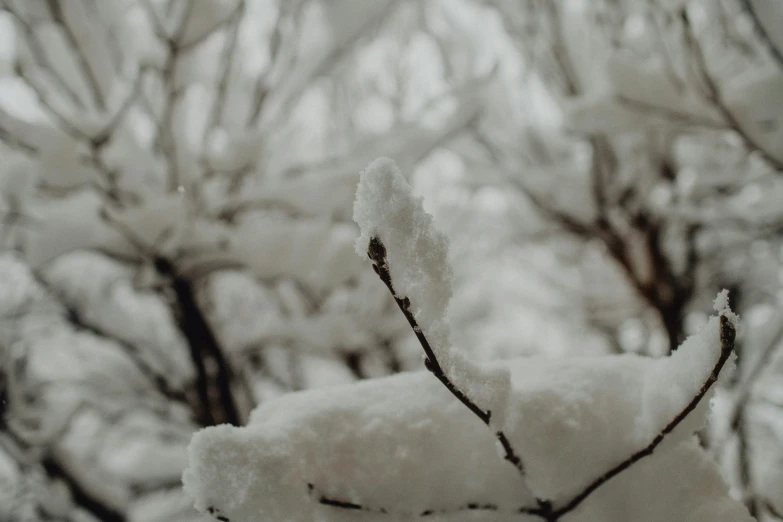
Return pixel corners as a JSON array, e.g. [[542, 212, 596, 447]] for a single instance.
[[46, 0, 107, 111], [682, 9, 783, 171], [154, 256, 242, 427], [365, 237, 530, 480], [549, 314, 736, 519], [739, 0, 783, 72], [2, 1, 86, 109], [307, 482, 541, 518], [765, 499, 783, 521], [41, 456, 125, 522]]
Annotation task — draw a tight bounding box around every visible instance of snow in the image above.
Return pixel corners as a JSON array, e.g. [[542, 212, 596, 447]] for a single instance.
[[353, 157, 511, 425], [45, 251, 193, 388], [183, 299, 749, 522], [184, 371, 533, 522]]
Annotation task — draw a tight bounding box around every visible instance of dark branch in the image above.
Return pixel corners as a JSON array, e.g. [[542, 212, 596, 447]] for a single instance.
[[26, 266, 187, 405], [41, 456, 125, 522], [739, 0, 783, 71], [307, 483, 540, 518], [682, 9, 783, 171], [47, 0, 107, 111], [550, 314, 736, 519], [766, 499, 783, 521], [367, 238, 488, 423], [206, 506, 231, 522], [155, 256, 242, 427], [366, 236, 528, 479]]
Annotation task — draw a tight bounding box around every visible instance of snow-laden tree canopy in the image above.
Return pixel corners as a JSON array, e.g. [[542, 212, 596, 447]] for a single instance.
[[183, 158, 751, 522], [3, 1, 783, 521]]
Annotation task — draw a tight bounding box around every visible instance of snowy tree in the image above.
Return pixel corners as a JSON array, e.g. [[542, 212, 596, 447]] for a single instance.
[[0, 1, 488, 520], [398, 0, 783, 519], [2, 0, 782, 521], [183, 157, 751, 522]]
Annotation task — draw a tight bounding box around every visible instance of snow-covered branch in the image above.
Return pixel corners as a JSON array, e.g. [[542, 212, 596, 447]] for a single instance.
[[354, 158, 523, 474], [365, 235, 527, 479], [548, 310, 737, 520], [182, 161, 750, 522]]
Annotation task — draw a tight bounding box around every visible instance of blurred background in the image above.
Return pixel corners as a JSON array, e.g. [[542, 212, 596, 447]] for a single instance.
[[0, 0, 782, 520]]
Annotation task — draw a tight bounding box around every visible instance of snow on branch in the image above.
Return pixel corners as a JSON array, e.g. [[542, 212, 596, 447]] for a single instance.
[[182, 161, 751, 522], [548, 301, 739, 519], [182, 299, 749, 521], [363, 236, 528, 476], [353, 157, 512, 429]]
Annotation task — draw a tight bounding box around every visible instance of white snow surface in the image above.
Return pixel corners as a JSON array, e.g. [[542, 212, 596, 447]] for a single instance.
[[353, 157, 511, 426], [183, 307, 751, 522]]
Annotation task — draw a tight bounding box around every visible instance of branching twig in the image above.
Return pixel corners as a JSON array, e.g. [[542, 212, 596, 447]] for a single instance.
[[739, 0, 783, 72], [46, 0, 107, 111], [2, 1, 86, 109], [92, 66, 149, 145], [157, 2, 194, 192], [682, 9, 783, 171], [366, 236, 529, 480]]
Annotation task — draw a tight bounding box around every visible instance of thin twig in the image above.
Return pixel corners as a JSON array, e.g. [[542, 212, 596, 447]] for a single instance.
[[177, 0, 245, 53], [307, 483, 541, 518], [549, 314, 736, 519], [365, 237, 531, 481], [615, 94, 724, 129], [156, 2, 194, 191], [682, 10, 783, 171], [47, 0, 107, 111], [765, 499, 783, 521], [739, 0, 783, 71], [92, 66, 148, 145], [2, 1, 86, 109]]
